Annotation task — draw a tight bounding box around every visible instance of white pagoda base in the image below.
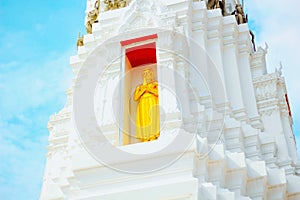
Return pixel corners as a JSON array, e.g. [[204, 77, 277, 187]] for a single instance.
[[40, 0, 300, 199]]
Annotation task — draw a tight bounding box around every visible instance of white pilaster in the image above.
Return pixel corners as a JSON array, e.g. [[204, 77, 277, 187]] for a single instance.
[[222, 16, 247, 121], [237, 24, 262, 129], [206, 9, 228, 111]]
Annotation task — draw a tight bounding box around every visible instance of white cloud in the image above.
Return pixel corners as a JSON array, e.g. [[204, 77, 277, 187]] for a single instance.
[[0, 50, 73, 119], [0, 132, 47, 199], [246, 1, 300, 110], [0, 61, 19, 69], [35, 23, 44, 32], [0, 49, 74, 199], [246, 1, 300, 156]]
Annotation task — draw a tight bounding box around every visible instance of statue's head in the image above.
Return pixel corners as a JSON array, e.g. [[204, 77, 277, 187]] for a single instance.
[[143, 68, 155, 84], [236, 4, 243, 13]]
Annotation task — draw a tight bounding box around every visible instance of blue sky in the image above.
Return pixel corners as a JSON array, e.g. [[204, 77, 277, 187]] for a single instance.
[[0, 0, 85, 199], [0, 0, 299, 199]]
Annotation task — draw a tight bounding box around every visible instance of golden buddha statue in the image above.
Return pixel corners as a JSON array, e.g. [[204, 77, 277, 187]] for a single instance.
[[134, 69, 160, 142]]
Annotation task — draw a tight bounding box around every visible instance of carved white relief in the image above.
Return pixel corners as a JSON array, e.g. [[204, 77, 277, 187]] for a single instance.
[[157, 32, 174, 50], [160, 88, 180, 114], [105, 42, 121, 63], [253, 73, 283, 116], [173, 34, 189, 58], [133, 0, 167, 14], [135, 0, 152, 12], [254, 75, 290, 118], [118, 0, 169, 33], [125, 15, 149, 31], [160, 60, 174, 69], [254, 73, 279, 101], [95, 75, 119, 126]]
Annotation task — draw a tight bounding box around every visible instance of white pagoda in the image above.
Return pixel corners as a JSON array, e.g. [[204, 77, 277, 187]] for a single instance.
[[40, 0, 300, 199]]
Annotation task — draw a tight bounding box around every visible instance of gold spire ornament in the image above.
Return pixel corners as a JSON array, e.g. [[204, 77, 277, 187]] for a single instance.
[[76, 32, 84, 48], [104, 0, 127, 11], [232, 3, 248, 25], [207, 0, 220, 10], [119, 0, 127, 8], [85, 0, 100, 34], [207, 0, 226, 16], [134, 69, 160, 142]]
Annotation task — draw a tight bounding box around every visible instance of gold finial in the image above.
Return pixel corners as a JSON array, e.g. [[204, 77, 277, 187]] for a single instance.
[[207, 0, 226, 16], [104, 0, 127, 12], [232, 3, 247, 25], [119, 0, 127, 8], [77, 32, 84, 48], [207, 0, 220, 10], [95, 0, 100, 13], [85, 0, 101, 34]]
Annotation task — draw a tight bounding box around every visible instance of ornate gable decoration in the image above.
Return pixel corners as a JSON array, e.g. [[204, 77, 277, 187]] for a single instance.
[[118, 0, 169, 33]]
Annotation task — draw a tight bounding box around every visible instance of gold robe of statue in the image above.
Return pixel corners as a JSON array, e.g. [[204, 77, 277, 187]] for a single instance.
[[134, 69, 160, 142]]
